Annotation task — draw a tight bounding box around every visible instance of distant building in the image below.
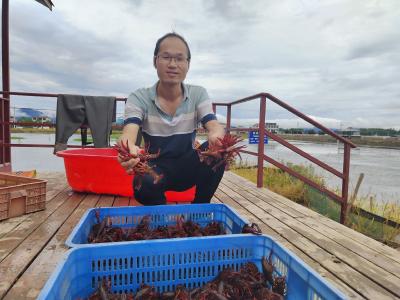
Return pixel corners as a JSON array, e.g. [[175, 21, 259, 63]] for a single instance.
[[252, 122, 279, 133], [32, 116, 51, 123], [337, 127, 360, 137], [32, 116, 52, 128], [266, 123, 279, 133], [10, 116, 16, 128]]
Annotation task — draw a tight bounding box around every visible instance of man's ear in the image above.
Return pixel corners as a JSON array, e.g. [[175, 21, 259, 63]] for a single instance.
[[153, 56, 157, 68]]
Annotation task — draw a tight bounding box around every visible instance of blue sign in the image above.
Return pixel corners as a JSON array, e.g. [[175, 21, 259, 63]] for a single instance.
[[248, 131, 268, 144]]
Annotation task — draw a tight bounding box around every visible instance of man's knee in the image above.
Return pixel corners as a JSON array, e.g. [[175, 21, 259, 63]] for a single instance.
[[133, 174, 166, 205]]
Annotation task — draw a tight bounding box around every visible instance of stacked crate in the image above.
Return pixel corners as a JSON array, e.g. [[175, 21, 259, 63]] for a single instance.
[[0, 172, 46, 221]]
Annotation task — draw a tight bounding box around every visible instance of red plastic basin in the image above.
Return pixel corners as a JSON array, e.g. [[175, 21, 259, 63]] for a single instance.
[[56, 148, 195, 202]]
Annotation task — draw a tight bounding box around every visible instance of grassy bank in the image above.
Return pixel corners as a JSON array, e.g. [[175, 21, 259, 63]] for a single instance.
[[11, 127, 55, 133], [232, 164, 400, 247]]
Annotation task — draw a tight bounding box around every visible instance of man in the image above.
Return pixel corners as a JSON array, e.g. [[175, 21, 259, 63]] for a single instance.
[[118, 32, 225, 205]]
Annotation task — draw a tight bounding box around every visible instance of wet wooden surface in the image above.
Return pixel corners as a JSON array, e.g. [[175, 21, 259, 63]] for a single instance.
[[0, 171, 399, 299]]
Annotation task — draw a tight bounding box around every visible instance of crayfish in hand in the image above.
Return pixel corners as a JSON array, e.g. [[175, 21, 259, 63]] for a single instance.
[[114, 141, 163, 189], [196, 133, 246, 171]]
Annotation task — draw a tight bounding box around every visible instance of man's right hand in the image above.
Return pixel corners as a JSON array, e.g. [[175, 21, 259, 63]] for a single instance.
[[117, 138, 140, 175]]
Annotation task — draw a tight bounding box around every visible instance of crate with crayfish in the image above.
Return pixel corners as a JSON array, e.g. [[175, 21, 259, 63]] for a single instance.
[[66, 204, 253, 247], [38, 235, 346, 300], [0, 172, 47, 221]]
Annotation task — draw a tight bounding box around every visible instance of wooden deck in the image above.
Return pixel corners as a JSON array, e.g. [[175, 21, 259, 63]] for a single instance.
[[1, 171, 400, 299]]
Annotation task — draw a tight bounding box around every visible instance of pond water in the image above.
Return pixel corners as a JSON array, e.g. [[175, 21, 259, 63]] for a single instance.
[[11, 133, 400, 204]]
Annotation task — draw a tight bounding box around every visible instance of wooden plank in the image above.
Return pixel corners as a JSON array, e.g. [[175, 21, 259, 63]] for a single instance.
[[113, 196, 129, 207], [3, 194, 100, 300], [222, 174, 400, 278], [215, 185, 397, 299], [0, 186, 71, 262], [0, 215, 30, 239], [0, 192, 86, 299], [218, 182, 400, 296], [95, 194, 115, 207], [37, 172, 68, 201], [129, 196, 142, 206], [213, 192, 365, 299], [224, 172, 400, 264]]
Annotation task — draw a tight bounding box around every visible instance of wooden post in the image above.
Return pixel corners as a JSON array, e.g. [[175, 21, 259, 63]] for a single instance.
[[340, 143, 351, 224], [1, 0, 11, 171], [257, 95, 266, 188], [226, 104, 231, 133]]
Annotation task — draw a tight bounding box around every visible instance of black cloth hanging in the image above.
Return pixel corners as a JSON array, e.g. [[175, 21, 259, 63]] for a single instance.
[[54, 94, 116, 153]]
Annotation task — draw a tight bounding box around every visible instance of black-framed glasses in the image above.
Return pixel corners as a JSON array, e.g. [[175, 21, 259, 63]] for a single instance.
[[157, 54, 189, 65]]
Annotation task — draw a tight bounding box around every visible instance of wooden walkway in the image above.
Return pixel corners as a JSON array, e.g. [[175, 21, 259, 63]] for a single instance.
[[0, 171, 400, 299]]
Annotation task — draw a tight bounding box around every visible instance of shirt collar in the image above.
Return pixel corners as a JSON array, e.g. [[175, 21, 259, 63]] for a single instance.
[[150, 81, 189, 102]]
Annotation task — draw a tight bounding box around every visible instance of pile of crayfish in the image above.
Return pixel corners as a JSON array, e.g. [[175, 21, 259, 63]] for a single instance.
[[196, 133, 246, 171], [114, 141, 162, 189], [81, 255, 286, 300], [88, 212, 226, 243]]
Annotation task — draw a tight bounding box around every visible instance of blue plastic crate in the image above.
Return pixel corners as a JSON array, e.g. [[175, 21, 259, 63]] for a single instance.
[[39, 235, 346, 300], [66, 204, 249, 247]]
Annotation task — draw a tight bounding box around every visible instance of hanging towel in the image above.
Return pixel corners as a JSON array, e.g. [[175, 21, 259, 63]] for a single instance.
[[54, 94, 116, 154]]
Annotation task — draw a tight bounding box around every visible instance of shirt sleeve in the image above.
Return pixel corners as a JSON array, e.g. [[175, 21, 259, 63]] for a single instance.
[[124, 91, 146, 126], [196, 87, 217, 126]]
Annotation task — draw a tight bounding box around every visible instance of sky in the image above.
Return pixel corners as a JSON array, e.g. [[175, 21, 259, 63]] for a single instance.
[[3, 0, 400, 129]]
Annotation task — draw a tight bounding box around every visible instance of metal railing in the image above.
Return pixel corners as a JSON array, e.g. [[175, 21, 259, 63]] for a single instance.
[[1, 91, 356, 223], [213, 92, 356, 224]]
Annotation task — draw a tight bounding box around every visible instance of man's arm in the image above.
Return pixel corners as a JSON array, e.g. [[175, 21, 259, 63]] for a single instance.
[[204, 119, 225, 148]]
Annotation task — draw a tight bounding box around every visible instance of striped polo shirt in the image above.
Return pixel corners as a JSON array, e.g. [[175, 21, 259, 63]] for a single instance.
[[124, 81, 217, 158]]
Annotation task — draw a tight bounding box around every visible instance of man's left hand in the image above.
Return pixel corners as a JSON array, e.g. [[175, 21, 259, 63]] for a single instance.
[[208, 131, 224, 149]]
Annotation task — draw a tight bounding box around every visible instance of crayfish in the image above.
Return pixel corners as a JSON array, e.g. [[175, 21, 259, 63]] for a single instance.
[[242, 222, 263, 235], [82, 257, 286, 300], [262, 252, 287, 297], [88, 213, 227, 243], [196, 133, 246, 171], [114, 141, 163, 189]]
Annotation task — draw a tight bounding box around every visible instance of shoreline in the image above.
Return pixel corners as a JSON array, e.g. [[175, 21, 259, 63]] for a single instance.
[[277, 134, 400, 149], [10, 129, 400, 149]]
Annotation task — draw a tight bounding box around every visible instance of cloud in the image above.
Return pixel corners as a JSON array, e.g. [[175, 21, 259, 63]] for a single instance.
[[5, 0, 400, 129]]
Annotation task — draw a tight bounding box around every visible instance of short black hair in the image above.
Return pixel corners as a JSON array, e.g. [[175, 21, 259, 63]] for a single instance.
[[153, 32, 191, 63]]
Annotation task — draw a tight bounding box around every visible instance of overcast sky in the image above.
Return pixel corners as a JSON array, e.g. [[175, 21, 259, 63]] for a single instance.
[[4, 0, 400, 129]]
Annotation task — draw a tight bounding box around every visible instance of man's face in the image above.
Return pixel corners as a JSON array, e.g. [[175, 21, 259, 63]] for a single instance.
[[155, 37, 190, 85]]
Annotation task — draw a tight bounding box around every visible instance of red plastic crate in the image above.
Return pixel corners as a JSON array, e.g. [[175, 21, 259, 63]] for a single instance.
[[56, 148, 195, 202]]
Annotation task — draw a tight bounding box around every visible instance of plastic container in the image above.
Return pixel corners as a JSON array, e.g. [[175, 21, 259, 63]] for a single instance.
[[66, 203, 248, 247], [0, 172, 47, 220], [56, 148, 196, 201], [39, 235, 346, 300]]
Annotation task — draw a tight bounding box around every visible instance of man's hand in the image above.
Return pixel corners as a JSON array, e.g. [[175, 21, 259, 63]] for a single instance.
[[117, 123, 141, 175], [208, 131, 224, 149], [117, 138, 140, 175], [205, 119, 225, 149]]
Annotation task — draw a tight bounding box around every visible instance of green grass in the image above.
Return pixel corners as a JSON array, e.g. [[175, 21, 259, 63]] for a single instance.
[[11, 136, 24, 140], [232, 162, 324, 206], [232, 163, 400, 247]]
